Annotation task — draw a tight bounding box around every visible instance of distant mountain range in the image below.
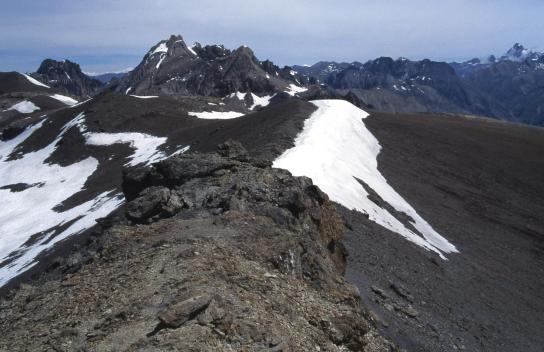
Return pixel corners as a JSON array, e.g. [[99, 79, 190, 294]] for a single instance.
[[8, 40, 544, 126], [90, 71, 129, 84], [294, 43, 544, 125]]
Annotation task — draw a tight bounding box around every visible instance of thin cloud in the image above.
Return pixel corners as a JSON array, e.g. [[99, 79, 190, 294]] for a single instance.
[[1, 0, 542, 72]]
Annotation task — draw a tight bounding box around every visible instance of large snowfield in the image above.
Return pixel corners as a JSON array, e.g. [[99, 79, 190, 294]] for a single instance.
[[273, 100, 458, 258]]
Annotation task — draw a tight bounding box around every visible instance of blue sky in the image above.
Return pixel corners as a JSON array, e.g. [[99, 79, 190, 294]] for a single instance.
[[1, 0, 542, 74]]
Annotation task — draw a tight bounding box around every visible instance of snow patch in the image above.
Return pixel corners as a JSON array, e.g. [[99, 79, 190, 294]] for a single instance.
[[22, 74, 50, 88], [273, 100, 458, 258], [229, 91, 247, 100], [4, 100, 40, 114], [188, 111, 245, 120], [129, 95, 159, 99], [156, 53, 167, 69], [0, 116, 120, 287], [249, 93, 275, 110], [188, 44, 198, 56], [85, 132, 167, 167], [285, 84, 308, 96], [50, 94, 78, 106], [151, 42, 168, 55]]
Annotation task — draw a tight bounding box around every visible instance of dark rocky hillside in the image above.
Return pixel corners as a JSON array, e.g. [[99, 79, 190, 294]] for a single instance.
[[31, 59, 104, 98], [0, 144, 397, 352], [344, 112, 544, 351], [297, 44, 544, 125], [293, 61, 356, 84], [457, 46, 544, 125], [0, 72, 51, 95], [300, 57, 512, 120]]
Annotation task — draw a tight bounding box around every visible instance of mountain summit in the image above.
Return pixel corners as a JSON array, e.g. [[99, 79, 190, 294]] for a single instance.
[[115, 34, 308, 100], [31, 59, 103, 98], [501, 43, 531, 62]]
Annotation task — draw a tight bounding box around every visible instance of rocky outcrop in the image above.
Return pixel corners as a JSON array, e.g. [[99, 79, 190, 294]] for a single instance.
[[31, 59, 103, 98], [0, 142, 396, 351]]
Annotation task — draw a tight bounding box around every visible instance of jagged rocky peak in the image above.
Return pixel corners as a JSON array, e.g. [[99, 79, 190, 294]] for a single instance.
[[116, 34, 309, 99], [504, 43, 529, 60], [32, 58, 103, 98], [37, 59, 83, 80], [147, 34, 197, 59], [191, 43, 231, 60], [499, 43, 544, 63], [226, 45, 262, 70]]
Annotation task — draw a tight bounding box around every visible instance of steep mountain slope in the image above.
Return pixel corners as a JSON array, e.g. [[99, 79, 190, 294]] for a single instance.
[[2, 36, 544, 352], [115, 35, 308, 107], [453, 44, 544, 125], [293, 61, 356, 83], [297, 44, 544, 124], [31, 59, 104, 98], [299, 58, 512, 120], [0, 72, 51, 94]]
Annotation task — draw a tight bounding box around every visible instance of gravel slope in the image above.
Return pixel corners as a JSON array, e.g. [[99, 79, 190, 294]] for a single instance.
[[343, 112, 544, 351]]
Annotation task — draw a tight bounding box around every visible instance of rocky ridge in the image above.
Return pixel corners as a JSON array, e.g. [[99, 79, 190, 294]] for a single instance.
[[115, 35, 308, 104], [0, 142, 397, 351], [296, 43, 544, 125]]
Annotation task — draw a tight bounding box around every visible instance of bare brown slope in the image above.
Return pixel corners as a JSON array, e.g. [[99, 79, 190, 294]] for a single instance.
[[343, 112, 544, 351]]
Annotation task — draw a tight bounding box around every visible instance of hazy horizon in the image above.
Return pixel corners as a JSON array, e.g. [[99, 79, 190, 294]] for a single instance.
[[1, 0, 542, 73]]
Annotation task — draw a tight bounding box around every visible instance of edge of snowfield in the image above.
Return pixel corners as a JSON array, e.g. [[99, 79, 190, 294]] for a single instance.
[[273, 100, 458, 259], [0, 113, 188, 287]]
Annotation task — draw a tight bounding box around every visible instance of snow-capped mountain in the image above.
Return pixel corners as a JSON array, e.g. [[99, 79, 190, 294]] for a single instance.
[[115, 35, 309, 109], [293, 43, 544, 126], [501, 43, 540, 62], [449, 44, 544, 125], [450, 43, 544, 76], [310, 57, 511, 120]]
